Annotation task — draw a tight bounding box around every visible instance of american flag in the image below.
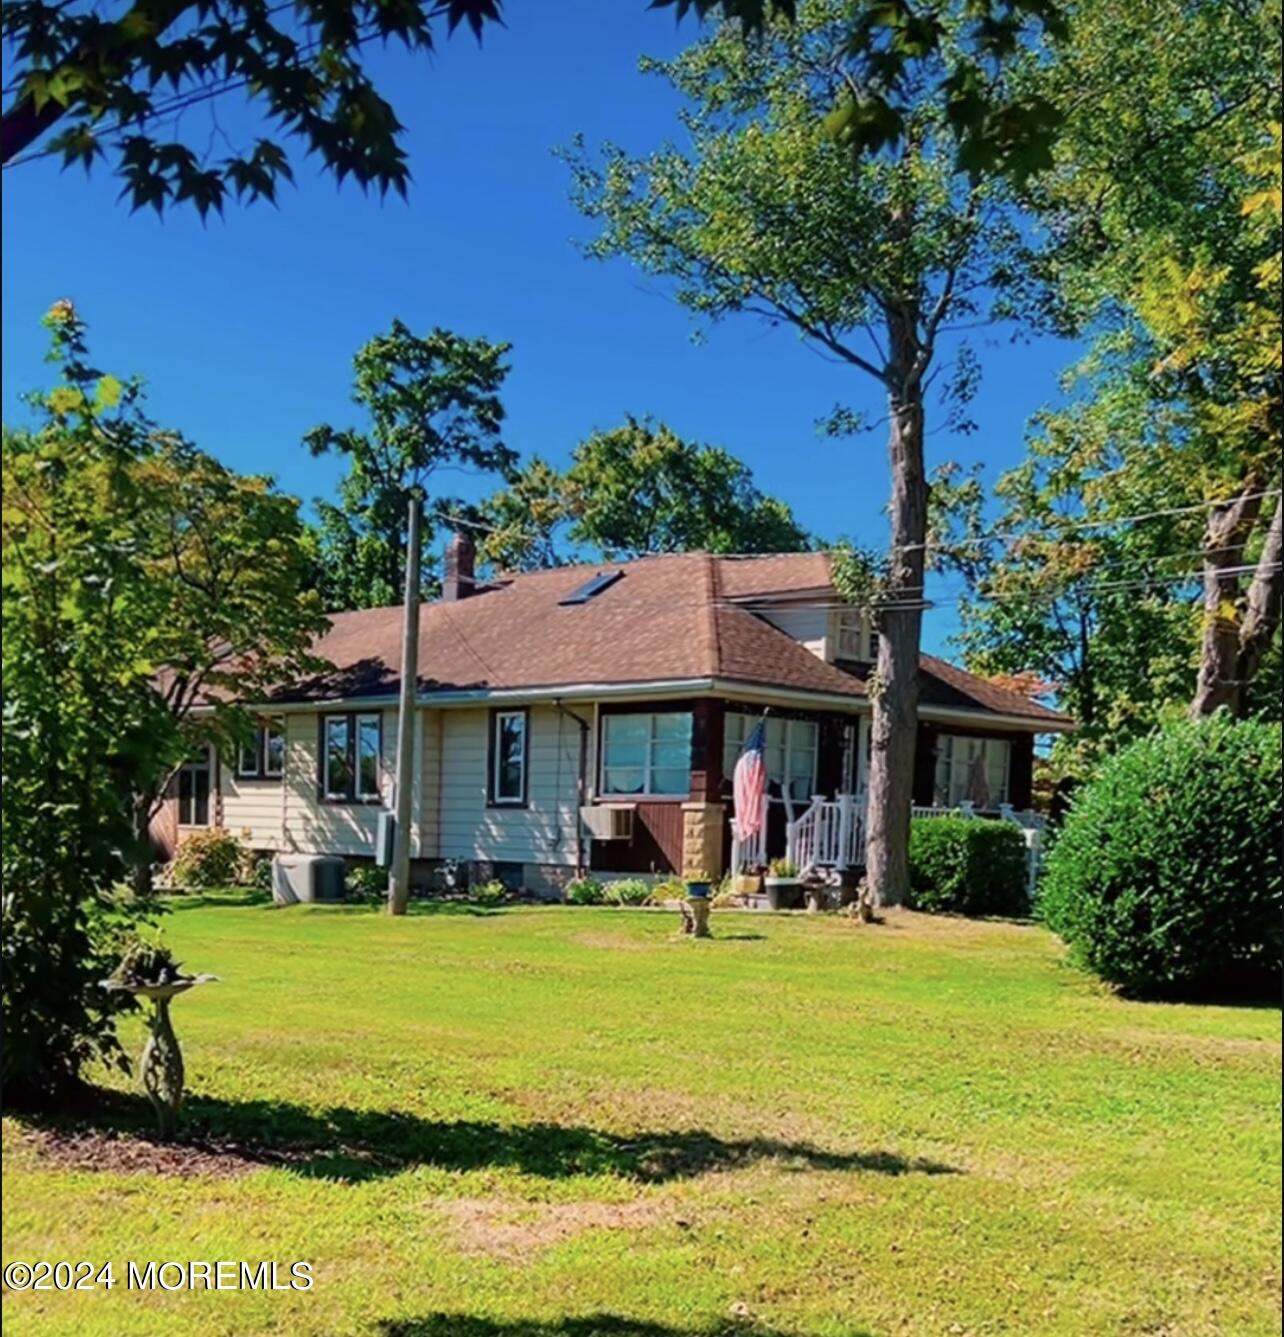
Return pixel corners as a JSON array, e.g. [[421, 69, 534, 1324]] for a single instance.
[[733, 717, 767, 838]]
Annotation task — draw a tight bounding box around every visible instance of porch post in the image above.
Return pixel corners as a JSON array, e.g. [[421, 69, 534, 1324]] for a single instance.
[[837, 792, 855, 869]]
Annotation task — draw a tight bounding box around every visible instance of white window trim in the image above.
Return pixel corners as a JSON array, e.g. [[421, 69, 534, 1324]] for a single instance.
[[355, 712, 382, 801], [236, 737, 259, 778], [262, 719, 285, 778], [323, 715, 351, 800], [491, 709, 527, 805], [601, 711, 692, 798]]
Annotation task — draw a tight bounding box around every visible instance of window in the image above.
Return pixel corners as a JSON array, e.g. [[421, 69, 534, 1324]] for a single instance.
[[723, 713, 819, 803], [834, 611, 879, 662], [263, 719, 286, 777], [601, 711, 692, 797], [177, 747, 212, 826], [933, 735, 1010, 809], [490, 709, 528, 805], [322, 712, 382, 802], [237, 717, 285, 779]]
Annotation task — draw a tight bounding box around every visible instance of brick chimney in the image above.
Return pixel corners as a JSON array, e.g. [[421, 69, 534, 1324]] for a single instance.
[[442, 529, 476, 602]]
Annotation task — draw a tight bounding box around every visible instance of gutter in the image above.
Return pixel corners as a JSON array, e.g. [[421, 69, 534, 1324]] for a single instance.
[[253, 677, 1072, 734]]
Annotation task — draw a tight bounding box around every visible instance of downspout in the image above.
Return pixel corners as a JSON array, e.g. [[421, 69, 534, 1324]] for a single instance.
[[555, 699, 592, 875]]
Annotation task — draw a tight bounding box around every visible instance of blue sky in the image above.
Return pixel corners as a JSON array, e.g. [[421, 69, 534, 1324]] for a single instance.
[[1, 2, 1079, 652]]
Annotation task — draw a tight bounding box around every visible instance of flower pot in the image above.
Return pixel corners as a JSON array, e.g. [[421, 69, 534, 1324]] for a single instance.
[[733, 873, 761, 897], [684, 881, 711, 899], [763, 877, 801, 911]]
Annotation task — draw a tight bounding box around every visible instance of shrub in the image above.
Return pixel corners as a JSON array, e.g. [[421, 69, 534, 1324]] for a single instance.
[[1040, 714, 1282, 998], [565, 877, 605, 905], [605, 877, 651, 906], [647, 877, 687, 904], [170, 829, 248, 890], [767, 857, 799, 879], [907, 817, 1029, 917], [251, 855, 274, 892], [345, 863, 388, 902], [473, 878, 507, 906]]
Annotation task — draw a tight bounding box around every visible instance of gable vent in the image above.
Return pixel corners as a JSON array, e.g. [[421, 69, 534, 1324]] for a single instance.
[[558, 570, 624, 606]]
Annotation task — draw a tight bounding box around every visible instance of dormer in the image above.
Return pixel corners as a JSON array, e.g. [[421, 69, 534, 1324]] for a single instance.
[[746, 598, 877, 665]]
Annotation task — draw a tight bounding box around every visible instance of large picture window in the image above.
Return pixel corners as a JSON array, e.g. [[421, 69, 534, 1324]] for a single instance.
[[601, 711, 692, 797], [177, 747, 212, 826], [237, 717, 286, 779], [723, 713, 818, 803], [933, 735, 1010, 809], [490, 709, 528, 805], [321, 712, 382, 802]]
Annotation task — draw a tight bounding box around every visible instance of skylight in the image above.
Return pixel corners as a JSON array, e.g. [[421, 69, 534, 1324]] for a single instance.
[[558, 570, 624, 606]]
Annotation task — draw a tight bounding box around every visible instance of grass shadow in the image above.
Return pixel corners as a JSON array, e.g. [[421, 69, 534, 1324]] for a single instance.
[[16, 1089, 961, 1186], [162, 888, 273, 911], [378, 1316, 874, 1336]]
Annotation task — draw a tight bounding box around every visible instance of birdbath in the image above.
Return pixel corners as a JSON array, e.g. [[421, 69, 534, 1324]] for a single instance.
[[101, 975, 217, 1137]]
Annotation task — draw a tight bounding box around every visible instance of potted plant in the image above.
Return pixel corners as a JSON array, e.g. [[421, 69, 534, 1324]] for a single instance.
[[679, 870, 713, 938], [764, 857, 802, 910], [683, 869, 713, 899]]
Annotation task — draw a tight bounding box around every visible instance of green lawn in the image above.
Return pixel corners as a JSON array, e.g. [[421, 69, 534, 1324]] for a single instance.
[[3, 899, 1280, 1337]]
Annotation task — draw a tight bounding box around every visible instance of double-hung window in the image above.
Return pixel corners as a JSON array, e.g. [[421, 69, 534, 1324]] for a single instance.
[[933, 735, 1010, 809], [601, 711, 692, 797], [490, 709, 528, 805], [237, 717, 286, 780], [177, 747, 212, 826], [722, 713, 819, 804], [322, 712, 382, 802]]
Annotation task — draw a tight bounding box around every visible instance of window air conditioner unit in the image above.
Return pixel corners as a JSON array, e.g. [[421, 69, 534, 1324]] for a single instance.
[[580, 804, 635, 841]]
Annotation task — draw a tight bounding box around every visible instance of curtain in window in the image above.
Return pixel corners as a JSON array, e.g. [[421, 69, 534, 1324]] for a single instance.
[[602, 712, 692, 796]]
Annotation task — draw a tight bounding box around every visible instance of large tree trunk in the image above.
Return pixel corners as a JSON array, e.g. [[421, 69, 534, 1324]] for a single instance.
[[1233, 493, 1284, 696], [865, 333, 927, 908], [1190, 479, 1274, 717], [131, 796, 156, 898]]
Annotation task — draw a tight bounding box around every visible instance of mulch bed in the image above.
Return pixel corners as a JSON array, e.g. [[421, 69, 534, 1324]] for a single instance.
[[18, 1126, 286, 1179]]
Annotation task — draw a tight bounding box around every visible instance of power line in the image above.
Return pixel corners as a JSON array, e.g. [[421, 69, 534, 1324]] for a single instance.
[[431, 489, 1283, 565]]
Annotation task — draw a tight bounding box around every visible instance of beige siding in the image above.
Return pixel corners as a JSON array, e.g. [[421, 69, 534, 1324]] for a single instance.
[[760, 606, 828, 659], [281, 708, 396, 857], [420, 708, 443, 857], [220, 767, 285, 849], [437, 704, 585, 867]]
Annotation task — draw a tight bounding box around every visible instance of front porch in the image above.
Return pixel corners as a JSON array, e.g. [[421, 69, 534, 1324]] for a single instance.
[[729, 795, 1048, 880]]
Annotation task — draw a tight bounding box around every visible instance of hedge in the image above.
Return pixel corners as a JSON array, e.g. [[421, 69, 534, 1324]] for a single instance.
[[1039, 714, 1282, 998], [907, 816, 1029, 917]]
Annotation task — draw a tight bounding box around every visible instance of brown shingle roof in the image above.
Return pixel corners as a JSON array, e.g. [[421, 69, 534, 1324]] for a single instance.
[[280, 552, 1071, 728]]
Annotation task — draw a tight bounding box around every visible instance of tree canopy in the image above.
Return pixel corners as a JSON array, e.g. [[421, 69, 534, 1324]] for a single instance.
[[1, 0, 796, 215], [944, 0, 1282, 756], [306, 319, 515, 610], [476, 417, 812, 571], [2, 303, 325, 1100], [564, 0, 1063, 903]]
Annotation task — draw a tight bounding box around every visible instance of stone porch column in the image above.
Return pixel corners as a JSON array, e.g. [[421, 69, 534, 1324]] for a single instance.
[[681, 801, 726, 878]]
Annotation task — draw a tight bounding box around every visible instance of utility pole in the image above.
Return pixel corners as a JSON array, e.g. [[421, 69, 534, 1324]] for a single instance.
[[388, 489, 422, 915]]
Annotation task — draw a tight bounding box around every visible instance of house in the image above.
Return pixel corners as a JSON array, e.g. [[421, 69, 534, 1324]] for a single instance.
[[152, 535, 1072, 895]]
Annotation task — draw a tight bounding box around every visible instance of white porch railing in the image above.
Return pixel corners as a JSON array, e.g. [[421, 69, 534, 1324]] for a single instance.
[[731, 793, 1047, 888], [728, 814, 766, 874], [787, 794, 865, 873]]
